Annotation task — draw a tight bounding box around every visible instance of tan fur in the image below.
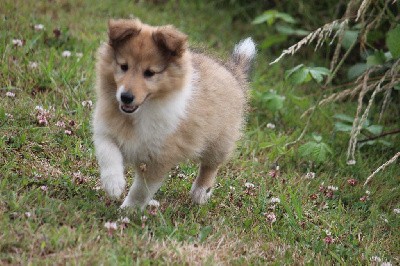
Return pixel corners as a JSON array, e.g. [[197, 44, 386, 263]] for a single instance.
[[93, 18, 255, 208]]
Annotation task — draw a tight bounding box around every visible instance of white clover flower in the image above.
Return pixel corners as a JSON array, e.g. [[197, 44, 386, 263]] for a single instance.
[[381, 262, 392, 266], [62, 50, 72, 57], [370, 256, 381, 262], [29, 61, 38, 69], [365, 190, 371, 195], [12, 39, 23, 47], [229, 186, 236, 191], [148, 199, 160, 207], [327, 186, 338, 191], [324, 229, 332, 236], [25, 212, 31, 218], [6, 92, 15, 97], [244, 182, 255, 188], [270, 197, 281, 204], [34, 24, 44, 31], [40, 185, 48, 191], [119, 217, 130, 224], [347, 160, 356, 165], [81, 100, 93, 108], [104, 221, 118, 230], [266, 123, 276, 129], [394, 208, 400, 214], [141, 215, 148, 222], [265, 212, 276, 223], [64, 130, 72, 135], [56, 121, 65, 128], [305, 172, 316, 179]]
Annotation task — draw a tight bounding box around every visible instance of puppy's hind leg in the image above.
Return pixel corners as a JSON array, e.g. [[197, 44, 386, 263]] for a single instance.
[[190, 164, 219, 204]]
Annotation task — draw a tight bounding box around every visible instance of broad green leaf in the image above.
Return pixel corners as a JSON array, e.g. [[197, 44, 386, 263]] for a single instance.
[[260, 34, 288, 49], [366, 51, 386, 66], [309, 67, 330, 83], [334, 121, 353, 132], [252, 10, 296, 25], [298, 141, 332, 163], [333, 114, 354, 123], [365, 125, 383, 135], [342, 30, 359, 50], [261, 92, 285, 112], [386, 25, 400, 59], [275, 24, 309, 36], [347, 63, 368, 80], [285, 64, 304, 78]]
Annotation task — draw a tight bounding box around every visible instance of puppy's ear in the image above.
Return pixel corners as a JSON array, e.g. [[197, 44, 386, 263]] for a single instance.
[[108, 19, 141, 48], [152, 26, 188, 57]]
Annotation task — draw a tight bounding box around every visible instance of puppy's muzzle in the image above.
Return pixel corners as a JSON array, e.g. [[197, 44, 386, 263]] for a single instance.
[[120, 92, 139, 113]]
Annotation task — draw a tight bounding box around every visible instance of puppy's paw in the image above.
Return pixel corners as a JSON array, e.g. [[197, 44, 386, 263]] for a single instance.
[[101, 175, 126, 199], [120, 197, 146, 210], [190, 185, 213, 204]]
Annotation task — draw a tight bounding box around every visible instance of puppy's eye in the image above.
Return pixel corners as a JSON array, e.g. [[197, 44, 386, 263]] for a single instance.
[[143, 69, 155, 77], [120, 64, 128, 72]]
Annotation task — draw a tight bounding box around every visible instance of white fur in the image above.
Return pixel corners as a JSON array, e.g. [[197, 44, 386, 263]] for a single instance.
[[233, 37, 256, 60], [119, 71, 195, 162], [116, 85, 125, 102], [93, 69, 195, 203], [190, 184, 213, 204], [120, 173, 163, 209]]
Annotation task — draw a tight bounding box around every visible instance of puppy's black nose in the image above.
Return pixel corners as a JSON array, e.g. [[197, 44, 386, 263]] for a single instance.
[[120, 92, 135, 104]]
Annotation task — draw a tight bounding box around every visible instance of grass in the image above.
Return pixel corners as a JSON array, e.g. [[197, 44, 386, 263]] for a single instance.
[[1, 0, 399, 264]]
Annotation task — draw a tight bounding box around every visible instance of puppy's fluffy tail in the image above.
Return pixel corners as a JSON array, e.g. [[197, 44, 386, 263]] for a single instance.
[[229, 37, 256, 83]]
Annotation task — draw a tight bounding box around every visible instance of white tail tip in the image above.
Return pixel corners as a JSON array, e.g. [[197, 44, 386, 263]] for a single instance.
[[233, 37, 256, 59]]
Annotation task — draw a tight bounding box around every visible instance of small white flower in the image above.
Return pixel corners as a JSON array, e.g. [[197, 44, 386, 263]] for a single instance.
[[64, 130, 72, 135], [12, 39, 23, 47], [327, 186, 338, 191], [29, 61, 38, 69], [62, 50, 72, 57], [244, 182, 255, 188], [371, 256, 381, 262], [265, 212, 277, 223], [34, 24, 44, 31], [40, 185, 48, 191], [324, 229, 332, 236], [35, 105, 44, 111], [141, 215, 148, 222], [229, 186, 236, 191], [148, 199, 160, 207], [6, 92, 15, 98], [81, 100, 93, 108], [381, 262, 392, 266], [347, 160, 356, 165], [56, 121, 65, 128], [119, 217, 130, 224], [266, 123, 276, 129], [25, 212, 31, 218], [394, 208, 400, 214], [305, 172, 316, 179], [270, 197, 281, 204], [104, 221, 118, 230], [5, 113, 14, 119], [365, 190, 371, 195]]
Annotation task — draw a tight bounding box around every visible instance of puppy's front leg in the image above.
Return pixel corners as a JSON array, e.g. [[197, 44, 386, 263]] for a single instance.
[[94, 135, 126, 199], [121, 174, 163, 210]]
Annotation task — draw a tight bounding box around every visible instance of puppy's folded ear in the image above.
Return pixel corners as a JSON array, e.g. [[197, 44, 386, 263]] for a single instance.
[[108, 19, 142, 48], [152, 26, 188, 57]]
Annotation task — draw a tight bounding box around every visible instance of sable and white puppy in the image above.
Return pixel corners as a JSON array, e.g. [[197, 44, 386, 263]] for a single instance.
[[93, 18, 256, 209]]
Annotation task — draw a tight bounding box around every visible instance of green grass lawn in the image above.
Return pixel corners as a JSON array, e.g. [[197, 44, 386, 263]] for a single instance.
[[1, 0, 399, 264]]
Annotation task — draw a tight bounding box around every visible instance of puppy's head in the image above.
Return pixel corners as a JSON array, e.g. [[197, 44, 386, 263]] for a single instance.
[[106, 18, 189, 114]]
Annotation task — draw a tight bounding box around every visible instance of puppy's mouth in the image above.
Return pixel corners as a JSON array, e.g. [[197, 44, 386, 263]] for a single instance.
[[120, 104, 139, 114]]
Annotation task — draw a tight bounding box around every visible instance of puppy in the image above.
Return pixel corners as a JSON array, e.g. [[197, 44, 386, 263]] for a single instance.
[[93, 18, 256, 209]]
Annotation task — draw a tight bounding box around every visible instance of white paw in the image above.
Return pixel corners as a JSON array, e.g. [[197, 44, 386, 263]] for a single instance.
[[190, 185, 213, 204], [120, 196, 147, 210], [101, 175, 126, 199]]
